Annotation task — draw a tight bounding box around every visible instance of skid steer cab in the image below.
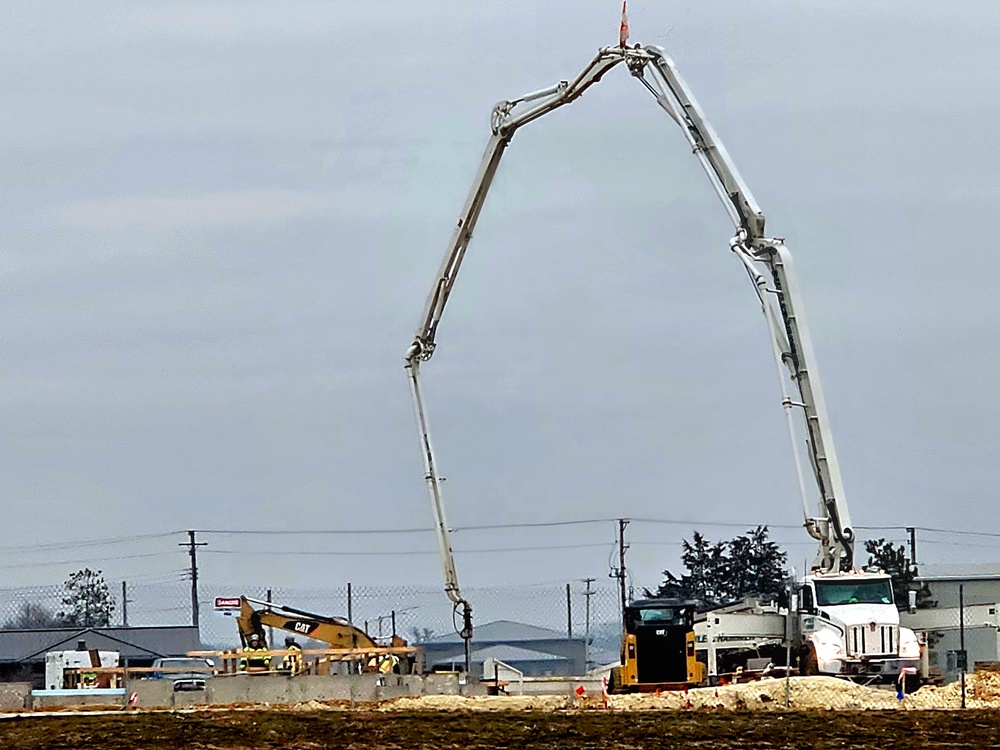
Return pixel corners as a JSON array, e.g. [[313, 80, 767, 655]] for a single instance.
[[610, 599, 704, 693]]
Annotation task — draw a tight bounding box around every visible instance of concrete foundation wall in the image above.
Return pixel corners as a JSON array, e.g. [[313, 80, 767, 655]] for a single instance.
[[127, 674, 387, 708], [0, 683, 32, 709], [31, 691, 126, 709], [123, 672, 489, 708]]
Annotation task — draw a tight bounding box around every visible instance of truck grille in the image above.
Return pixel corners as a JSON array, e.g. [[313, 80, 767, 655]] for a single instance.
[[847, 623, 897, 657]]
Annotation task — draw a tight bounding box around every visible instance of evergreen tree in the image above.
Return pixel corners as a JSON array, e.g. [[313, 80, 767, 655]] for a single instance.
[[57, 569, 115, 627], [650, 527, 787, 607], [865, 538, 933, 610]]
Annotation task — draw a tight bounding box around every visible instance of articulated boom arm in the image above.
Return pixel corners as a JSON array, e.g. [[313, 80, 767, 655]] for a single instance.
[[407, 47, 625, 364], [634, 47, 854, 571], [404, 47, 626, 670], [236, 596, 406, 650], [405, 45, 855, 647]]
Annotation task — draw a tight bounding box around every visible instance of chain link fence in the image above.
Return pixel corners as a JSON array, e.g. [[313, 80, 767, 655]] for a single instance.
[[0, 577, 624, 661], [1, 577, 994, 709], [197, 581, 623, 653]]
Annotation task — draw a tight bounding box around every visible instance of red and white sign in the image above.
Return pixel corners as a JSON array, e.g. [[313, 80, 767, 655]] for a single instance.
[[214, 597, 241, 610]]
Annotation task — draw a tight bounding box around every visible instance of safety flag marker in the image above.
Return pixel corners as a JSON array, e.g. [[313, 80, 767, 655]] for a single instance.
[[619, 2, 630, 48]]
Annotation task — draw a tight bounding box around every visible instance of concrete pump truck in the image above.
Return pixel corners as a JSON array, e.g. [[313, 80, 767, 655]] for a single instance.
[[404, 36, 921, 684]]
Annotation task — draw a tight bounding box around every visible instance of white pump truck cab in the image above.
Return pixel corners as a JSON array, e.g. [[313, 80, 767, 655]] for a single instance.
[[798, 570, 921, 679]]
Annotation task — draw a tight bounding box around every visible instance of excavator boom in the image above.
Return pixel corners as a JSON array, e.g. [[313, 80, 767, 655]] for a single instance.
[[236, 597, 405, 651]]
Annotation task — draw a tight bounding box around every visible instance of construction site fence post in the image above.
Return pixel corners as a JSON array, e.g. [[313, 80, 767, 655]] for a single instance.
[[566, 583, 572, 638], [960, 583, 966, 709], [784, 577, 793, 708]]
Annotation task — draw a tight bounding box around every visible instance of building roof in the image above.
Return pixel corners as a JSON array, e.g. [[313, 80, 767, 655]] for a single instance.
[[916, 564, 1000, 583], [429, 643, 568, 668], [472, 645, 566, 663], [425, 620, 568, 644], [587, 648, 620, 668], [0, 626, 202, 664]]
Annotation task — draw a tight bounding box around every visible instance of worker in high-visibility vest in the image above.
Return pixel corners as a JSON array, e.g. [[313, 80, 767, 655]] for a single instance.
[[379, 654, 400, 674], [238, 633, 271, 672], [281, 637, 303, 676]]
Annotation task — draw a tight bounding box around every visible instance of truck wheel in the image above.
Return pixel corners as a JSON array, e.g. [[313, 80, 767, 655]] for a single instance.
[[800, 646, 819, 676], [903, 673, 922, 695], [608, 667, 622, 695]]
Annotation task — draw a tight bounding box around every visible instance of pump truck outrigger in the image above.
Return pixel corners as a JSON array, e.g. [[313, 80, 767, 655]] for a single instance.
[[404, 41, 921, 684]]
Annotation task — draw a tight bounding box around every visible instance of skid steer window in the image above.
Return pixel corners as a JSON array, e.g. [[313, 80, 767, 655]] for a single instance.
[[638, 608, 682, 624]]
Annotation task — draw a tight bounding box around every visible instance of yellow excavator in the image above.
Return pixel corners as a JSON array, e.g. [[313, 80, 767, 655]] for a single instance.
[[235, 596, 412, 674]]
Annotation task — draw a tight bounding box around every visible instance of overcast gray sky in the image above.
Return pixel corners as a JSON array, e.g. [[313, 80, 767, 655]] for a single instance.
[[2, 1, 999, 595]]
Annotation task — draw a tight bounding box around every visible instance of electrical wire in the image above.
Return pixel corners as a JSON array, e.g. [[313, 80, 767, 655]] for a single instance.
[[194, 519, 1000, 540], [0, 531, 183, 555], [0, 551, 176, 572], [200, 542, 612, 557]]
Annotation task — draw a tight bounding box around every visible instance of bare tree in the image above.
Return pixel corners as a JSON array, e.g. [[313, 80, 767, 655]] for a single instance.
[[2, 601, 61, 630]]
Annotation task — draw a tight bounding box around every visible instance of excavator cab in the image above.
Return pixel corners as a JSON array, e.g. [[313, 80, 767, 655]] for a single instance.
[[610, 599, 703, 692]]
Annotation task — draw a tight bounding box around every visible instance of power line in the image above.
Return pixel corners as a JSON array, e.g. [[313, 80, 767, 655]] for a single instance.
[[0, 551, 177, 572], [0, 531, 183, 555], [194, 519, 1000, 540], [193, 519, 618, 536], [201, 541, 614, 557], [630, 517, 805, 530]]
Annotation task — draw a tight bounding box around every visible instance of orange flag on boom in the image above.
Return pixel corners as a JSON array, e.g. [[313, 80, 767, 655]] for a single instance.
[[619, 1, 629, 47]]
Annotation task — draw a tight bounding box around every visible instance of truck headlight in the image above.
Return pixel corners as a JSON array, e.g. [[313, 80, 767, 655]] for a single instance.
[[899, 628, 920, 659], [811, 628, 845, 661]]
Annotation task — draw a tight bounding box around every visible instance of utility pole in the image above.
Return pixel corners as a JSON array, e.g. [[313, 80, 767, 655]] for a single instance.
[[583, 577, 595, 672], [121, 581, 130, 627], [266, 588, 273, 649], [613, 518, 630, 627], [906, 527, 917, 570], [180, 531, 207, 630]]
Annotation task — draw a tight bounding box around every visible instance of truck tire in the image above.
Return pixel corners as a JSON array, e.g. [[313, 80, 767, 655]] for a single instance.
[[800, 646, 819, 676], [608, 666, 622, 695], [903, 672, 922, 695]]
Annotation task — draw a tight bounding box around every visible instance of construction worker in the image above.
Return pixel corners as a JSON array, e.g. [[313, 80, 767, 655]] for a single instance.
[[281, 636, 303, 676], [378, 653, 401, 674], [238, 633, 271, 672]]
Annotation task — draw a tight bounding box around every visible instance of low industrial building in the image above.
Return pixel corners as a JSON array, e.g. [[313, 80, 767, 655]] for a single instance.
[[0, 625, 201, 688], [906, 565, 1000, 683], [421, 620, 587, 677]]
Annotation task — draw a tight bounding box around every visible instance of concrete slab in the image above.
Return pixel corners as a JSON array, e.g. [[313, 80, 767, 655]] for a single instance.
[[0, 684, 31, 710], [423, 673, 460, 695], [31, 689, 125, 709], [126, 679, 178, 708]]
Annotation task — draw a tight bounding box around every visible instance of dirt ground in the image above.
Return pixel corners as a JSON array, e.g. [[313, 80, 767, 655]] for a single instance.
[[1, 709, 999, 749], [2, 675, 998, 749]]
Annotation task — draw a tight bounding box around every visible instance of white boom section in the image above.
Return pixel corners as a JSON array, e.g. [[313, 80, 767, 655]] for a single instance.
[[405, 44, 856, 644], [404, 48, 625, 660], [633, 46, 855, 570]]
